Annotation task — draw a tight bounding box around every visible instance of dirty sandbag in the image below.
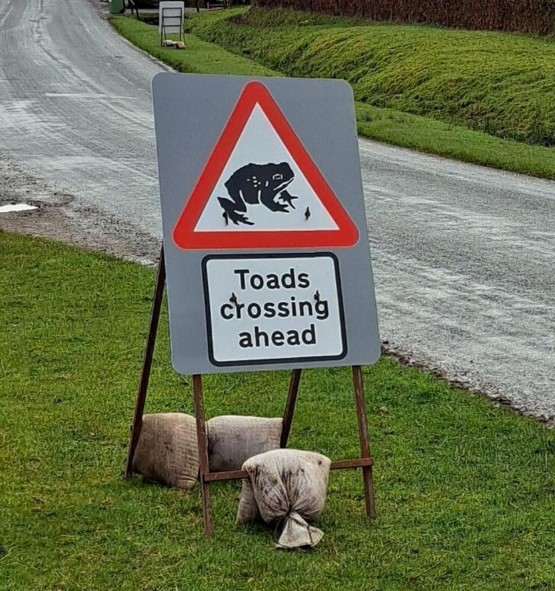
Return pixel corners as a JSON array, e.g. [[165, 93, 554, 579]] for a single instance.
[[132, 413, 199, 490], [237, 449, 331, 549], [237, 478, 261, 524], [206, 416, 282, 472]]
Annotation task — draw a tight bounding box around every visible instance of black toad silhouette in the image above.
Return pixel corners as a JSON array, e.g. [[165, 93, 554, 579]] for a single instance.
[[218, 162, 299, 226]]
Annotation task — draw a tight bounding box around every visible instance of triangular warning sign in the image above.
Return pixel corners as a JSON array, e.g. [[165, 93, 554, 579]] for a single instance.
[[173, 81, 359, 250]]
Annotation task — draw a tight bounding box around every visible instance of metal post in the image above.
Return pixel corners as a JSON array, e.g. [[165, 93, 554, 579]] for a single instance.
[[193, 374, 214, 537], [125, 247, 166, 478], [179, 7, 183, 42], [352, 365, 376, 519], [280, 368, 302, 448]]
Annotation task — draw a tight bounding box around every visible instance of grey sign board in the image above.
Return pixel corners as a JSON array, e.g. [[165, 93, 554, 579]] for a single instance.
[[152, 73, 380, 375]]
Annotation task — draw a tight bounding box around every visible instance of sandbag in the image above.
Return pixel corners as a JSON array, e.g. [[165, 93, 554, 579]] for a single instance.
[[206, 416, 282, 472], [132, 413, 199, 490], [237, 449, 331, 549]]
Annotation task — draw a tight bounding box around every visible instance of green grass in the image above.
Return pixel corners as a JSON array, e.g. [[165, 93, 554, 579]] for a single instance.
[[112, 15, 274, 77], [189, 8, 555, 147], [3, 231, 555, 589], [111, 13, 555, 180]]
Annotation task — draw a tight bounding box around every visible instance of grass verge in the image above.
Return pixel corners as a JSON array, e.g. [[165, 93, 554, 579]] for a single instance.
[[111, 13, 555, 180], [2, 231, 555, 589], [111, 15, 274, 77]]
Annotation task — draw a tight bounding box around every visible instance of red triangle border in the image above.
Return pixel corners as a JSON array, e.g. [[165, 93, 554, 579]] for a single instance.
[[173, 81, 359, 250]]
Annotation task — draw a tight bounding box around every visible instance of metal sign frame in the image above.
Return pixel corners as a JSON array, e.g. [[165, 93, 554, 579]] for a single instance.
[[125, 75, 382, 536], [159, 4, 183, 45], [125, 247, 376, 536]]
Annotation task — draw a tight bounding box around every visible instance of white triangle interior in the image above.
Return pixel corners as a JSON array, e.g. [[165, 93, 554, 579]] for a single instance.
[[194, 105, 339, 232]]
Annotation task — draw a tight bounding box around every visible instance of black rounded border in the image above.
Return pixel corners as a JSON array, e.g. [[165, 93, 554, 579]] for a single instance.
[[201, 252, 348, 367]]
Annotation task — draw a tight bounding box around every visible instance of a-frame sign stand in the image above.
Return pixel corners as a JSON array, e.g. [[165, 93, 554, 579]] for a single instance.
[[125, 247, 376, 536]]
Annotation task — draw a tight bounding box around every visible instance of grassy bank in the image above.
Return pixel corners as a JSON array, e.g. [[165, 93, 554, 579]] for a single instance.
[[3, 231, 555, 589], [189, 9, 555, 147], [111, 14, 555, 179]]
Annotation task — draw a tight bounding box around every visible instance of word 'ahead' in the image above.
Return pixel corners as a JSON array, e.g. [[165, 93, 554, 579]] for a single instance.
[[173, 82, 358, 250]]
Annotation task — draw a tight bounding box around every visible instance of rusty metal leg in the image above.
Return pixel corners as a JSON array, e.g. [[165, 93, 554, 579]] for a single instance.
[[193, 374, 214, 537], [352, 365, 376, 520], [125, 247, 166, 478], [280, 369, 302, 448]]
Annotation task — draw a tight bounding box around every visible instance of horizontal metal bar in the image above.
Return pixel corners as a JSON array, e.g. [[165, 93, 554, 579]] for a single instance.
[[204, 469, 247, 482], [202, 458, 373, 482], [330, 458, 373, 470]]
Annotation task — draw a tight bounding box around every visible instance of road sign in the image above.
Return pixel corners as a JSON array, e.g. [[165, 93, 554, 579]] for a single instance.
[[158, 1, 184, 37], [153, 74, 380, 375], [173, 81, 358, 250]]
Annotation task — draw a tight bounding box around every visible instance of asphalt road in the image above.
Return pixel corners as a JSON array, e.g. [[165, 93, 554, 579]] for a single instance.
[[1, 0, 554, 418]]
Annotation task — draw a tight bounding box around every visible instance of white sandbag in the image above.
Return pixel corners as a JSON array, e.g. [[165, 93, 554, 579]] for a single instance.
[[132, 413, 199, 490], [206, 416, 282, 472], [237, 449, 331, 549]]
